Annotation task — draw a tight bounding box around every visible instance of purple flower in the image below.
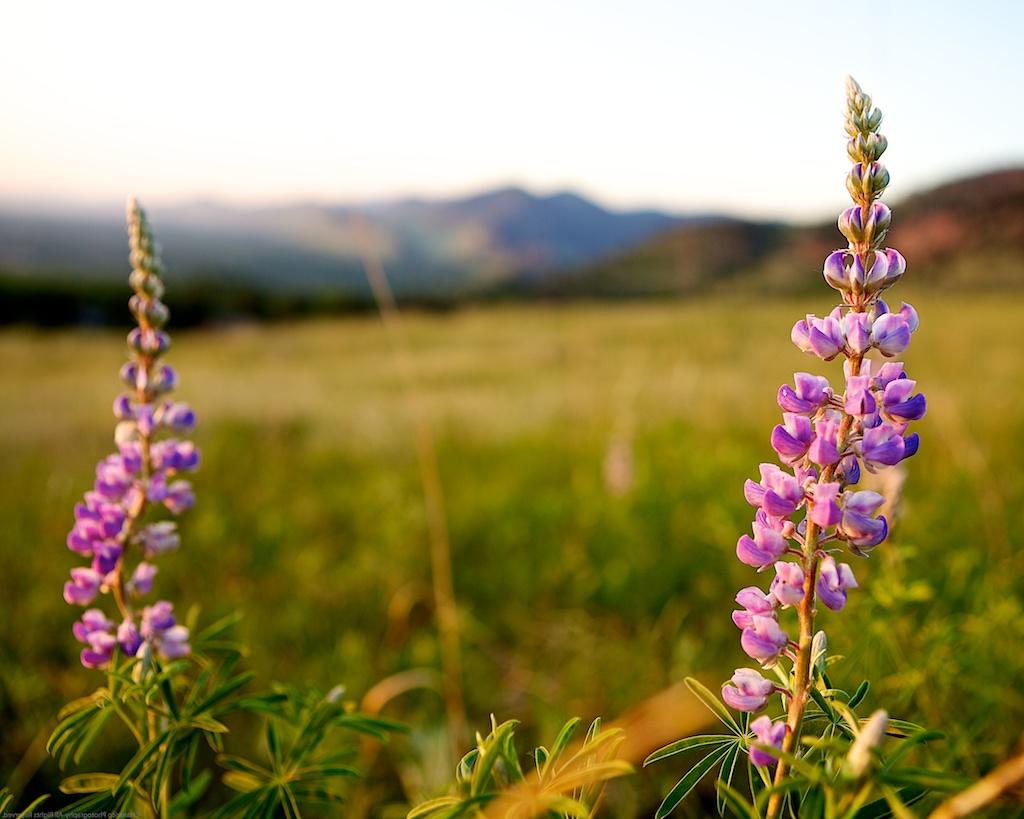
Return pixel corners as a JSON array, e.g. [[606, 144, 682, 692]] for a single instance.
[[873, 360, 906, 390], [902, 432, 920, 461], [164, 480, 195, 515], [136, 522, 180, 558], [817, 555, 858, 611], [722, 668, 775, 712], [839, 491, 888, 553], [809, 482, 841, 528], [113, 394, 134, 420], [80, 631, 117, 669], [882, 379, 926, 423], [792, 314, 844, 361], [732, 586, 776, 629], [140, 600, 177, 639], [871, 313, 911, 357], [770, 413, 813, 465], [91, 541, 123, 575], [898, 301, 918, 332], [777, 373, 830, 414], [808, 418, 841, 467], [836, 453, 861, 486], [841, 311, 872, 355], [160, 626, 191, 659], [127, 562, 158, 596], [850, 251, 890, 294], [736, 520, 789, 569], [844, 374, 877, 418], [63, 568, 102, 606], [72, 608, 113, 643], [740, 615, 789, 664], [94, 455, 134, 500], [858, 423, 906, 472], [749, 716, 787, 767], [151, 439, 200, 473], [744, 464, 805, 518], [117, 619, 142, 656], [157, 401, 197, 432], [822, 250, 850, 292], [882, 250, 906, 290], [770, 562, 805, 607]]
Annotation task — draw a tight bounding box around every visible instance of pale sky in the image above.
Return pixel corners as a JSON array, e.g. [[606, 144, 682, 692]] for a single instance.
[[1, 0, 1021, 220]]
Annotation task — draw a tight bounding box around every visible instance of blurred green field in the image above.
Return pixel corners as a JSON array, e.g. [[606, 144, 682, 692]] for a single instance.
[[2, 295, 1023, 815]]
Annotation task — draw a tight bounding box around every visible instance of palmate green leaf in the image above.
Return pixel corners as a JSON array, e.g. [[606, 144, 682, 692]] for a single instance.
[[685, 677, 742, 735], [716, 742, 740, 816], [644, 734, 733, 766], [715, 780, 758, 819], [655, 742, 732, 819], [334, 712, 407, 738]]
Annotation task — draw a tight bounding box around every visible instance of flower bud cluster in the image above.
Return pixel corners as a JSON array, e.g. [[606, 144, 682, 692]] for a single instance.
[[64, 201, 196, 669], [721, 79, 925, 772]]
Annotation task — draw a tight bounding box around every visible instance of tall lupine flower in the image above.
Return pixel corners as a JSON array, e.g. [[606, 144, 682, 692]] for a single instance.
[[64, 200, 197, 669], [718, 79, 926, 809]]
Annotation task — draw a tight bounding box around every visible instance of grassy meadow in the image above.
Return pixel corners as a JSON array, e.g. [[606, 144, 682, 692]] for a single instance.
[[2, 294, 1023, 815]]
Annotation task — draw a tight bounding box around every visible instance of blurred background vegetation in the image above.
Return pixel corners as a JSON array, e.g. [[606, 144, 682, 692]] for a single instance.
[[2, 293, 1022, 814]]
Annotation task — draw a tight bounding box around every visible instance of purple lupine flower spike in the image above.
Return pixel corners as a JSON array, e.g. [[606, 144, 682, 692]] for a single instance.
[[61, 200, 196, 669], [721, 79, 926, 814]]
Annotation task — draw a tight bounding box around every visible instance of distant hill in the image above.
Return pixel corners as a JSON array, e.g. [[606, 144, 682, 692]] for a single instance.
[[0, 187, 694, 298], [530, 168, 1024, 297], [1, 170, 1021, 326]]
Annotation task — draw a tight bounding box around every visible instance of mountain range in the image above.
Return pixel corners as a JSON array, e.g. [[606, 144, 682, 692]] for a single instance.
[[0, 187, 696, 297], [1, 169, 1021, 318]]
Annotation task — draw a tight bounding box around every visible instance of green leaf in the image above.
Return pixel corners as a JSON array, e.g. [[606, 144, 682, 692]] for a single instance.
[[884, 719, 925, 738], [883, 730, 945, 769], [59, 773, 119, 794], [194, 672, 255, 715], [854, 787, 927, 818], [469, 720, 519, 796], [715, 780, 758, 819], [655, 743, 732, 818], [115, 731, 170, 792], [808, 686, 837, 724], [644, 735, 733, 766], [547, 717, 581, 769], [169, 769, 212, 814], [880, 766, 969, 792], [12, 794, 48, 819], [848, 681, 870, 709], [716, 742, 740, 816], [684, 678, 741, 735]]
